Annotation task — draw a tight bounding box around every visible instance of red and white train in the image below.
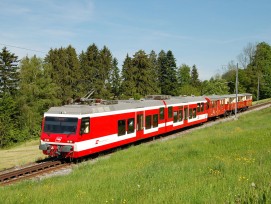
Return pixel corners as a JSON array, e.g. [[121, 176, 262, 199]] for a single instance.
[[39, 94, 252, 159]]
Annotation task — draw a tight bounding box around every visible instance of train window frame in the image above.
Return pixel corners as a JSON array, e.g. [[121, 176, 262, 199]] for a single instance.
[[127, 118, 135, 134], [137, 114, 143, 131], [159, 107, 165, 120], [80, 117, 90, 135], [118, 120, 126, 136], [153, 114, 158, 128], [145, 115, 152, 129], [168, 106, 173, 118]]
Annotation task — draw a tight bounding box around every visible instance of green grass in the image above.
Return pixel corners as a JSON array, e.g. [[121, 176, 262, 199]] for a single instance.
[[252, 97, 271, 105], [0, 140, 46, 170], [1, 108, 271, 203]]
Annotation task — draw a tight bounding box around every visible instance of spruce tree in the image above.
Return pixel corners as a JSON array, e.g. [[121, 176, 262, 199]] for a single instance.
[[120, 54, 137, 99], [0, 47, 19, 96]]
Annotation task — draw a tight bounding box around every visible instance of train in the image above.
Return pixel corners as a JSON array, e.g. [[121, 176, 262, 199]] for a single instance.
[[39, 93, 252, 159]]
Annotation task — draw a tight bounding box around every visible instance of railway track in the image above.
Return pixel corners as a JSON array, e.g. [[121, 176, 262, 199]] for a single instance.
[[1, 101, 270, 186], [0, 160, 70, 186]]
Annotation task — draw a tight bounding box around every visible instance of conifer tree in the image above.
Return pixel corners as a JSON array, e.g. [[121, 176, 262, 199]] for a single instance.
[[157, 50, 168, 94], [0, 47, 19, 96], [165, 50, 178, 95], [132, 50, 156, 97], [120, 54, 137, 99], [79, 44, 100, 98], [149, 50, 160, 94], [190, 64, 201, 87], [110, 58, 120, 99]]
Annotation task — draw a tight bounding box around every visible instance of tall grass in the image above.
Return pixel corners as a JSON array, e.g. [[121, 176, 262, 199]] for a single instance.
[[1, 108, 271, 203]]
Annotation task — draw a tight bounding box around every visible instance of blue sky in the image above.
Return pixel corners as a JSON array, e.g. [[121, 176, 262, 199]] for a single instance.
[[1, 0, 271, 80]]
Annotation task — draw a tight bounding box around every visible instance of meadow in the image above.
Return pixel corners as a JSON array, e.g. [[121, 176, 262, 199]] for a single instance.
[[0, 107, 271, 203]]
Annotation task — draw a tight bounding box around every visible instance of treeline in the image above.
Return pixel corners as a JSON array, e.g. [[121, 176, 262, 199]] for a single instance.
[[1, 42, 271, 147]]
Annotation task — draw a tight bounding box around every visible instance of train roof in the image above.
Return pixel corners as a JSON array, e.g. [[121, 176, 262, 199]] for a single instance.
[[46, 99, 165, 115], [45, 96, 207, 116]]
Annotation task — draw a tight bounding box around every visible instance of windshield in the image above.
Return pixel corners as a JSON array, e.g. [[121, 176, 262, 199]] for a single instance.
[[44, 117, 78, 134]]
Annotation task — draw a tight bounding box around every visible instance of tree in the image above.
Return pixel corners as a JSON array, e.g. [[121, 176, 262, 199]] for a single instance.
[[237, 42, 256, 69], [246, 42, 271, 99], [157, 50, 178, 95], [120, 54, 137, 99], [177, 64, 191, 86], [97, 46, 114, 98], [45, 45, 80, 104], [132, 50, 156, 97], [190, 65, 201, 87], [157, 50, 167, 94], [0, 47, 19, 96], [17, 56, 60, 137], [0, 47, 19, 147], [165, 50, 178, 95], [149, 50, 160, 94], [201, 78, 229, 95], [110, 58, 120, 99]]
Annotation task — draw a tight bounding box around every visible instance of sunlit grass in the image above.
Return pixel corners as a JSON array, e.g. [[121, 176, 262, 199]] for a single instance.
[[1, 107, 271, 203], [0, 140, 46, 170]]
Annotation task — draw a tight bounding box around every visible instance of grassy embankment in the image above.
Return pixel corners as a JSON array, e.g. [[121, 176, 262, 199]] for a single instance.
[[1, 107, 271, 203], [0, 140, 46, 170]]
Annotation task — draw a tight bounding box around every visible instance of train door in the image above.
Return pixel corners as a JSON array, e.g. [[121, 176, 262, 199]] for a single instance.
[[136, 111, 144, 140]]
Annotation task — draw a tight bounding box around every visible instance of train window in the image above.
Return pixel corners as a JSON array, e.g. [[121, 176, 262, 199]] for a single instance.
[[189, 109, 193, 119], [201, 103, 204, 112], [137, 114, 143, 131], [44, 117, 78, 134], [128, 118, 135, 134], [168, 106, 173, 118], [145, 115, 152, 129], [153, 114, 158, 128], [179, 110, 183, 121], [118, 120, 126, 136], [80, 117, 90, 134], [173, 111, 178, 123], [159, 107, 165, 120], [197, 103, 201, 112], [193, 108, 197, 118], [184, 108, 188, 120]]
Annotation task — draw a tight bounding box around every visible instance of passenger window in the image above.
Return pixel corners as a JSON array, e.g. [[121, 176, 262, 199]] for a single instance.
[[168, 106, 173, 118], [159, 108, 165, 120], [80, 117, 90, 134], [197, 103, 201, 112], [137, 114, 143, 131], [153, 114, 158, 128], [118, 120, 126, 136], [201, 103, 204, 112], [127, 118, 134, 134], [173, 111, 178, 123], [189, 109, 193, 119], [193, 108, 197, 118], [145, 115, 152, 129], [179, 110, 183, 121]]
